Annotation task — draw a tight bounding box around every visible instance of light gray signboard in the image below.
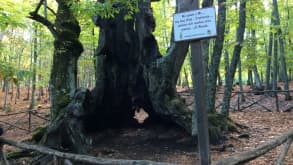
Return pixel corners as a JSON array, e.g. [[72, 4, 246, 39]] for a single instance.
[[173, 7, 217, 41]]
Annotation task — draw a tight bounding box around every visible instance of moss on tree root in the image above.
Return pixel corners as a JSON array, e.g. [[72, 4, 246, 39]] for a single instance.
[[208, 113, 238, 144], [32, 125, 48, 144]]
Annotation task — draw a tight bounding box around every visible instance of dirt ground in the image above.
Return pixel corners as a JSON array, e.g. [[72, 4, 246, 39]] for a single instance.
[[0, 82, 293, 165]]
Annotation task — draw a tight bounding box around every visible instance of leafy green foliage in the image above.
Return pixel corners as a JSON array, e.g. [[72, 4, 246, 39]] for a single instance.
[[0, 61, 32, 85], [153, 0, 175, 54], [0, 0, 292, 92], [71, 0, 139, 21], [0, 61, 17, 84], [0, 0, 31, 30]]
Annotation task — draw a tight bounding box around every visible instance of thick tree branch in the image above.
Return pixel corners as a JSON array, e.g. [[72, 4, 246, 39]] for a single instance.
[[29, 0, 57, 37], [275, 138, 293, 165], [28, 12, 57, 38], [0, 137, 177, 165], [34, 0, 45, 14], [163, 43, 189, 84], [213, 128, 293, 165]]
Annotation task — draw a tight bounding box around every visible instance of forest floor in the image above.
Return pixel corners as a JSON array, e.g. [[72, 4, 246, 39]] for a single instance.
[[0, 82, 293, 165]]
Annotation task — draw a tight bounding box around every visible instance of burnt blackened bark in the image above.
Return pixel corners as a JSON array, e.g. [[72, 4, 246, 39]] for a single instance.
[[91, 0, 194, 133], [91, 0, 161, 129], [141, 0, 194, 132]]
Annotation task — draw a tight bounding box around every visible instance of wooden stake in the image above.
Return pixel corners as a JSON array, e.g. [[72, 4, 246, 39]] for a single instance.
[[190, 1, 210, 164]]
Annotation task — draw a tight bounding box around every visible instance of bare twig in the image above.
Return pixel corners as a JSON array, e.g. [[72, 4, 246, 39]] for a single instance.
[[46, 6, 56, 16], [33, 0, 45, 14]]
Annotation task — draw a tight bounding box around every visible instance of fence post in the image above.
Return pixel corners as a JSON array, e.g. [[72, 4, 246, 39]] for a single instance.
[[29, 111, 32, 132], [0, 143, 9, 165], [275, 91, 279, 112], [237, 92, 240, 111]]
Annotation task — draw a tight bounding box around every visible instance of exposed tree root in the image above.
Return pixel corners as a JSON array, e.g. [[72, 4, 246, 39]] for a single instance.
[[208, 113, 245, 144]]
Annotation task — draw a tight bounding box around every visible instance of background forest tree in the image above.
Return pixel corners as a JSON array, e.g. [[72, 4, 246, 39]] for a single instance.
[[0, 0, 292, 156]]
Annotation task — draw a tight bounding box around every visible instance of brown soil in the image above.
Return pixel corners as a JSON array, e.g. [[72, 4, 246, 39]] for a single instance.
[[0, 82, 293, 165]]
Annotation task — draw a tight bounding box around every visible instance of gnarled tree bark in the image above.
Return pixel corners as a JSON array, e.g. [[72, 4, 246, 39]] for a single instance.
[[89, 0, 194, 133], [29, 0, 84, 153], [30, 0, 225, 155]]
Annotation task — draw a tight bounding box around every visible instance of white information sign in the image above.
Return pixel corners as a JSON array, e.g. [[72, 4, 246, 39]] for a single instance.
[[173, 7, 217, 41]]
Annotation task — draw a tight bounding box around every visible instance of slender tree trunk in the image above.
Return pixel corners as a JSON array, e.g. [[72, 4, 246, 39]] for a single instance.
[[15, 48, 24, 101], [265, 30, 273, 93], [224, 50, 229, 82], [0, 81, 2, 92], [37, 36, 43, 101], [253, 65, 262, 88], [248, 13, 261, 89], [201, 0, 214, 83], [29, 26, 38, 113], [206, 0, 226, 113], [238, 59, 245, 102], [247, 69, 253, 86], [221, 0, 246, 116], [272, 34, 278, 94], [29, 0, 84, 153], [272, 0, 291, 100], [183, 67, 190, 89], [26, 38, 34, 100], [162, 0, 170, 49], [3, 78, 9, 111], [260, 70, 264, 84]]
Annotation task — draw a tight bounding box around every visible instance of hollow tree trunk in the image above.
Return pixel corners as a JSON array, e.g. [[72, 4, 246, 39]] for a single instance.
[[90, 0, 194, 133], [31, 0, 228, 154]]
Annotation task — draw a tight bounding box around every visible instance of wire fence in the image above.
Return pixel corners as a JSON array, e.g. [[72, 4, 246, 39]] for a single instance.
[[0, 108, 49, 133], [215, 90, 293, 112]]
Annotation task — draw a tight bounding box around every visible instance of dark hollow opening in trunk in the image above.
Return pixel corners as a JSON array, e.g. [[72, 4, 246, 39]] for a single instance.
[[82, 90, 167, 133]]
